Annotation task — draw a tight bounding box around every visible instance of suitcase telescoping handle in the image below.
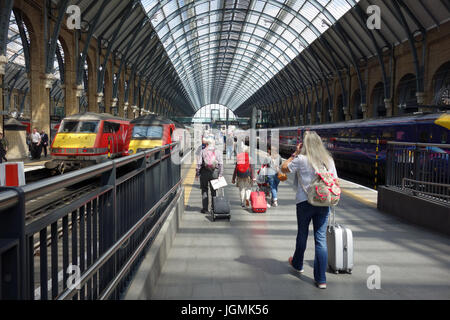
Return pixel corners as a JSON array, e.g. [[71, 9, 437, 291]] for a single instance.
[[328, 206, 337, 227], [251, 185, 261, 193]]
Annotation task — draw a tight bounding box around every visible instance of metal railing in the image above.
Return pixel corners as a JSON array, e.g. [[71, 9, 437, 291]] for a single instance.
[[386, 142, 450, 204], [0, 143, 182, 300]]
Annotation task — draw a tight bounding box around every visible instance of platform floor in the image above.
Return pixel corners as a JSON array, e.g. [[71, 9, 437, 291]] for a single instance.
[[151, 162, 450, 300], [6, 156, 50, 173]]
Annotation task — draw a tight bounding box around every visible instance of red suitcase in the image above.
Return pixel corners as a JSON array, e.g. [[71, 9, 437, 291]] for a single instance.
[[250, 191, 267, 213]]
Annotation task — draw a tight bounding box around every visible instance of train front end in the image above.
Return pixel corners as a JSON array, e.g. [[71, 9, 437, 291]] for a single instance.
[[128, 115, 174, 155], [49, 117, 106, 170]]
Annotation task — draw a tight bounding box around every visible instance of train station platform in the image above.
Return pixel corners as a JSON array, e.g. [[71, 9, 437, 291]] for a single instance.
[[5, 156, 50, 173], [125, 160, 450, 300]]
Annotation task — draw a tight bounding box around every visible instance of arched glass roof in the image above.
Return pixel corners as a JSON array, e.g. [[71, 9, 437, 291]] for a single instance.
[[192, 104, 237, 123], [141, 0, 361, 111]]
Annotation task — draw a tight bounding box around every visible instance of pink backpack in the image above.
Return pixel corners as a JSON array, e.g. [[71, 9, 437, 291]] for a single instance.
[[300, 164, 341, 207], [203, 147, 217, 170]]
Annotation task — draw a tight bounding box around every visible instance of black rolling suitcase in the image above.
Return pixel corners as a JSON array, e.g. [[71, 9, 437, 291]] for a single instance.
[[211, 187, 231, 222]]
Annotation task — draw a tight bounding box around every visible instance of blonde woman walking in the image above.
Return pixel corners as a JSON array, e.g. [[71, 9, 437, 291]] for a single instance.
[[281, 131, 338, 289]]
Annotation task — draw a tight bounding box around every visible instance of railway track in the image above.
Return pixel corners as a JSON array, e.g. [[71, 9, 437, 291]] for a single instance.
[[25, 181, 100, 221]]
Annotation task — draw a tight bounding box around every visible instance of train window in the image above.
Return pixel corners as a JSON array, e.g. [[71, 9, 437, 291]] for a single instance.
[[419, 131, 430, 143], [79, 121, 100, 133], [396, 131, 406, 141], [132, 126, 163, 139], [103, 122, 120, 133], [111, 123, 120, 132], [350, 130, 362, 143], [441, 131, 448, 144], [59, 121, 78, 133], [103, 123, 112, 133], [382, 131, 394, 139]]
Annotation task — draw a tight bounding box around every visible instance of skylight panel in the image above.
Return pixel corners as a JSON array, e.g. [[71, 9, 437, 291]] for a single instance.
[[140, 0, 360, 110]]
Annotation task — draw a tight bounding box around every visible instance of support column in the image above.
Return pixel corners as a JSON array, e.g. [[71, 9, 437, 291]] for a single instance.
[[117, 70, 125, 118], [65, 64, 78, 116], [417, 92, 431, 112], [361, 103, 368, 119], [96, 92, 104, 113], [311, 97, 316, 125], [385, 98, 393, 117], [30, 27, 50, 135], [87, 50, 97, 113], [0, 55, 6, 133], [344, 107, 351, 121], [105, 59, 113, 114]]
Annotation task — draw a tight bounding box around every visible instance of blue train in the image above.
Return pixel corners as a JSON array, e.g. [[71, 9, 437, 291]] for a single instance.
[[263, 112, 450, 184]]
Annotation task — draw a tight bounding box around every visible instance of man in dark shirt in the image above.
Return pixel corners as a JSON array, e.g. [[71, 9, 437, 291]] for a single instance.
[[40, 130, 49, 158]]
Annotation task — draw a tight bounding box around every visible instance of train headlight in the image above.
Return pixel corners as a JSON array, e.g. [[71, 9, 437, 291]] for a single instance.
[[128, 149, 134, 155]]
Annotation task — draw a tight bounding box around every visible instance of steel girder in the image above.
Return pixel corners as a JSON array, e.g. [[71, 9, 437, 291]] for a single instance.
[[96, 1, 135, 95], [76, 0, 109, 86], [44, 0, 70, 75], [391, 0, 426, 97], [12, 9, 30, 73], [0, 0, 14, 57], [111, 19, 145, 102]]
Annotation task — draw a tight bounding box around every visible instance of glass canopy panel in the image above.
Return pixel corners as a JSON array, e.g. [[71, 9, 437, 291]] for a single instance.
[[141, 0, 360, 111], [7, 19, 26, 67]]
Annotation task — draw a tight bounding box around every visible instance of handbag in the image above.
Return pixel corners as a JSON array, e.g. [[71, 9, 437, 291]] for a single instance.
[[277, 172, 288, 182]]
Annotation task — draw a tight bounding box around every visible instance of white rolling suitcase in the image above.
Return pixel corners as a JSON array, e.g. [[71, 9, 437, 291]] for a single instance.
[[327, 207, 353, 274]]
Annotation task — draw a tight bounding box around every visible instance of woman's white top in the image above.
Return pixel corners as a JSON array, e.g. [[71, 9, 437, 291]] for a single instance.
[[288, 155, 338, 204]]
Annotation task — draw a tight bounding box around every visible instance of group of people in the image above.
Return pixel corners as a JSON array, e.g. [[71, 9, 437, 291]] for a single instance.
[[195, 130, 338, 290], [0, 129, 49, 163], [196, 132, 283, 212], [231, 144, 282, 208], [27, 128, 49, 160]]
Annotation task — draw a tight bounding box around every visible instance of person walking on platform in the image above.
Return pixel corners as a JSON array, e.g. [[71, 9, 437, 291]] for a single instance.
[[226, 132, 234, 160], [0, 132, 8, 163], [30, 128, 42, 160], [196, 136, 223, 214], [262, 145, 283, 207], [233, 137, 238, 157], [232, 145, 254, 208], [40, 130, 49, 158], [281, 131, 338, 290]]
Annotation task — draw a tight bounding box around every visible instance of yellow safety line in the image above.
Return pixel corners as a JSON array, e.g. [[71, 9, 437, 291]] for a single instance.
[[183, 161, 198, 206], [340, 188, 377, 209]]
